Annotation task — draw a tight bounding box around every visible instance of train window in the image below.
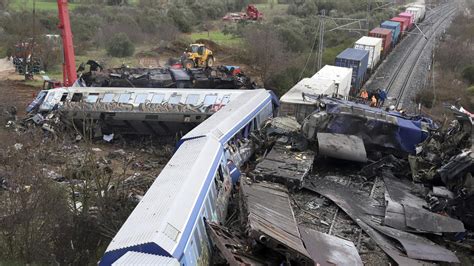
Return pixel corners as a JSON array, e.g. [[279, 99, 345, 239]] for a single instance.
[[71, 93, 83, 102], [102, 93, 114, 103], [221, 95, 231, 104], [60, 93, 68, 102], [85, 93, 99, 103], [135, 93, 148, 104], [203, 95, 217, 105], [169, 94, 182, 104], [185, 94, 199, 105], [118, 93, 131, 103], [193, 226, 202, 256], [151, 94, 165, 103]]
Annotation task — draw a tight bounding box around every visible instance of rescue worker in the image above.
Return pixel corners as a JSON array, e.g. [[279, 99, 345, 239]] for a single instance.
[[360, 89, 369, 101], [378, 89, 387, 107], [370, 95, 377, 107]]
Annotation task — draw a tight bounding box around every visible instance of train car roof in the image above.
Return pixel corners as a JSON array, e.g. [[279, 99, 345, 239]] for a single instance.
[[101, 137, 222, 265], [181, 89, 272, 143], [44, 86, 250, 95], [112, 252, 179, 265], [280, 78, 336, 105]]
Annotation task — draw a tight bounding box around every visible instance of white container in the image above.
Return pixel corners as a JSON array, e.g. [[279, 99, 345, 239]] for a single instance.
[[409, 4, 426, 20], [311, 65, 353, 97], [280, 78, 336, 122], [406, 7, 422, 23], [354, 36, 383, 70]]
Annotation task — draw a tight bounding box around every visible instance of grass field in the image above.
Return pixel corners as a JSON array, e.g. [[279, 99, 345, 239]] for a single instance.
[[9, 0, 80, 11], [189, 31, 242, 47]]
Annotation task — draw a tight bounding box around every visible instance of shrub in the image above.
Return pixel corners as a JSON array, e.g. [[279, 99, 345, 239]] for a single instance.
[[106, 33, 135, 58], [462, 65, 474, 84], [415, 90, 435, 108], [467, 86, 474, 94]]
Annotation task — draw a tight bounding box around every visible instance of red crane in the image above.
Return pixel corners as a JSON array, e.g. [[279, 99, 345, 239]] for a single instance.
[[57, 0, 77, 87]]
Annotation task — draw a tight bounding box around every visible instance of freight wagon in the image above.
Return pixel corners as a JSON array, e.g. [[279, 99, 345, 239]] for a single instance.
[[399, 12, 414, 30], [391, 16, 410, 36], [354, 36, 383, 71], [369, 27, 393, 58], [335, 48, 369, 95], [311, 65, 353, 97], [381, 21, 402, 45]]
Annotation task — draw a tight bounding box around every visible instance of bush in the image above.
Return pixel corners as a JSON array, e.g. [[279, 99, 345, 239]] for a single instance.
[[106, 33, 135, 58], [415, 90, 435, 108], [462, 65, 474, 84], [467, 86, 474, 94]]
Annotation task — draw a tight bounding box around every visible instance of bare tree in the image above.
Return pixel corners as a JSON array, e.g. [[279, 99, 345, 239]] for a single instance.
[[243, 24, 290, 83]]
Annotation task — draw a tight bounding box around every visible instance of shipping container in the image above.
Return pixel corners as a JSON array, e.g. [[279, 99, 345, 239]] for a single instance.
[[335, 48, 369, 94], [408, 4, 426, 21], [311, 65, 353, 97], [369, 27, 393, 57], [406, 7, 422, 23], [399, 12, 414, 30], [380, 21, 401, 45], [390, 17, 410, 35], [354, 36, 382, 70], [280, 78, 336, 122]]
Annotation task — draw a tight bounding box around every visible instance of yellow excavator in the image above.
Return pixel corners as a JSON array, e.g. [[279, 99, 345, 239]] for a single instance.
[[181, 43, 215, 68]]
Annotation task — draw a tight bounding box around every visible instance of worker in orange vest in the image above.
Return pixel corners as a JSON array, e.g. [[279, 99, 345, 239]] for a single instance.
[[360, 89, 368, 100]]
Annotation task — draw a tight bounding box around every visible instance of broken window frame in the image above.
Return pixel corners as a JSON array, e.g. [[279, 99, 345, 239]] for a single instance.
[[102, 93, 115, 103], [169, 94, 182, 105], [85, 93, 100, 103], [71, 93, 83, 102], [203, 94, 218, 106], [60, 93, 68, 102], [151, 93, 165, 104], [185, 94, 200, 106], [134, 93, 148, 104], [118, 93, 131, 104]]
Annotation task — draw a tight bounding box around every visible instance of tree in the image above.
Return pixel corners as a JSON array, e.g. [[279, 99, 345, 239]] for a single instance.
[[243, 24, 290, 83], [0, 0, 9, 10], [462, 65, 474, 84], [106, 33, 135, 58]]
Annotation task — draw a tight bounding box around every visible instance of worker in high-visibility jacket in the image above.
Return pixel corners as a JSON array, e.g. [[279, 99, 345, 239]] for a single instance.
[[360, 89, 368, 100]]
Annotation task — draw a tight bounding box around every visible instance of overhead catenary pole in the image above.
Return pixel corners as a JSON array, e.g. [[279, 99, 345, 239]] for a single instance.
[[317, 9, 325, 71]]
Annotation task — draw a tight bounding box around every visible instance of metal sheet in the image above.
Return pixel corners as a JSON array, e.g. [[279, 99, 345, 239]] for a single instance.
[[254, 144, 315, 190], [404, 204, 465, 233], [241, 181, 312, 264], [317, 133, 367, 162], [205, 221, 265, 266], [299, 226, 363, 266], [305, 179, 459, 264], [383, 176, 427, 208]]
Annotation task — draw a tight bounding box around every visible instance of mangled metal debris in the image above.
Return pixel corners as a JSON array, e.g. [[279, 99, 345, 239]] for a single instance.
[[317, 133, 367, 163], [240, 180, 313, 264], [304, 178, 460, 264], [253, 143, 315, 190], [299, 226, 363, 266], [302, 97, 436, 155], [78, 62, 257, 90]]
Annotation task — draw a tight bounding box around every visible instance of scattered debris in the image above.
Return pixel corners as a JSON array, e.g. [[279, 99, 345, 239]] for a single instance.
[[240, 180, 313, 264], [299, 225, 363, 266]]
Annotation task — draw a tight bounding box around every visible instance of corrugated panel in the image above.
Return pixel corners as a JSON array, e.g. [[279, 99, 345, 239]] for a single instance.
[[112, 251, 180, 265], [336, 48, 369, 61], [355, 36, 383, 47], [311, 65, 352, 97], [104, 136, 221, 255], [182, 89, 271, 142]]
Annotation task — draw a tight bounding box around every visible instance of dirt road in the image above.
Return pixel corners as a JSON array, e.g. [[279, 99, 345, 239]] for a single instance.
[[0, 57, 20, 81]]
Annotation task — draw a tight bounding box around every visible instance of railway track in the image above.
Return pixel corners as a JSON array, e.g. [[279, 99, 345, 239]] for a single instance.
[[385, 4, 458, 108]]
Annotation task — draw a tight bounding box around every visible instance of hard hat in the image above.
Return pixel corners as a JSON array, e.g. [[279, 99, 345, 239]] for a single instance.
[[389, 105, 395, 111]]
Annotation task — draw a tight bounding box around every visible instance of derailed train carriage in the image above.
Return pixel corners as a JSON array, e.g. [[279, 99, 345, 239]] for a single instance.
[[100, 89, 278, 265]]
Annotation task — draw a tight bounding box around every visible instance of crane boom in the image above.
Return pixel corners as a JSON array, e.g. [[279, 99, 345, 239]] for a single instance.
[[57, 0, 77, 87]]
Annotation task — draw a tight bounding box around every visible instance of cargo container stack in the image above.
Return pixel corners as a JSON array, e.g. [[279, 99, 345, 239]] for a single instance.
[[369, 27, 393, 58], [354, 36, 383, 72], [390, 16, 410, 36], [398, 12, 414, 30], [408, 4, 426, 21], [380, 21, 401, 45], [334, 48, 369, 95]]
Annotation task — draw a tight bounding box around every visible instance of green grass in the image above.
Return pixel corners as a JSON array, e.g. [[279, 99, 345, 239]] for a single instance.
[[9, 0, 80, 11], [254, 2, 289, 19], [189, 31, 242, 47]]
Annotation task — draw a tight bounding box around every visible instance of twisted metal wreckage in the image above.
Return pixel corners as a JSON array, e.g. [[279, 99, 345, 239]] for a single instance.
[[20, 89, 474, 264]]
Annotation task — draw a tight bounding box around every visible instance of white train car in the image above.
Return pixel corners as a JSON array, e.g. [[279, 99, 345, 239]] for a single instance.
[[100, 89, 278, 265]]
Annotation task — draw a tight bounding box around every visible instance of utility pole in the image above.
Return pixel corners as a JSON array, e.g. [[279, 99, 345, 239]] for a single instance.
[[317, 9, 325, 71], [366, 0, 371, 34]]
